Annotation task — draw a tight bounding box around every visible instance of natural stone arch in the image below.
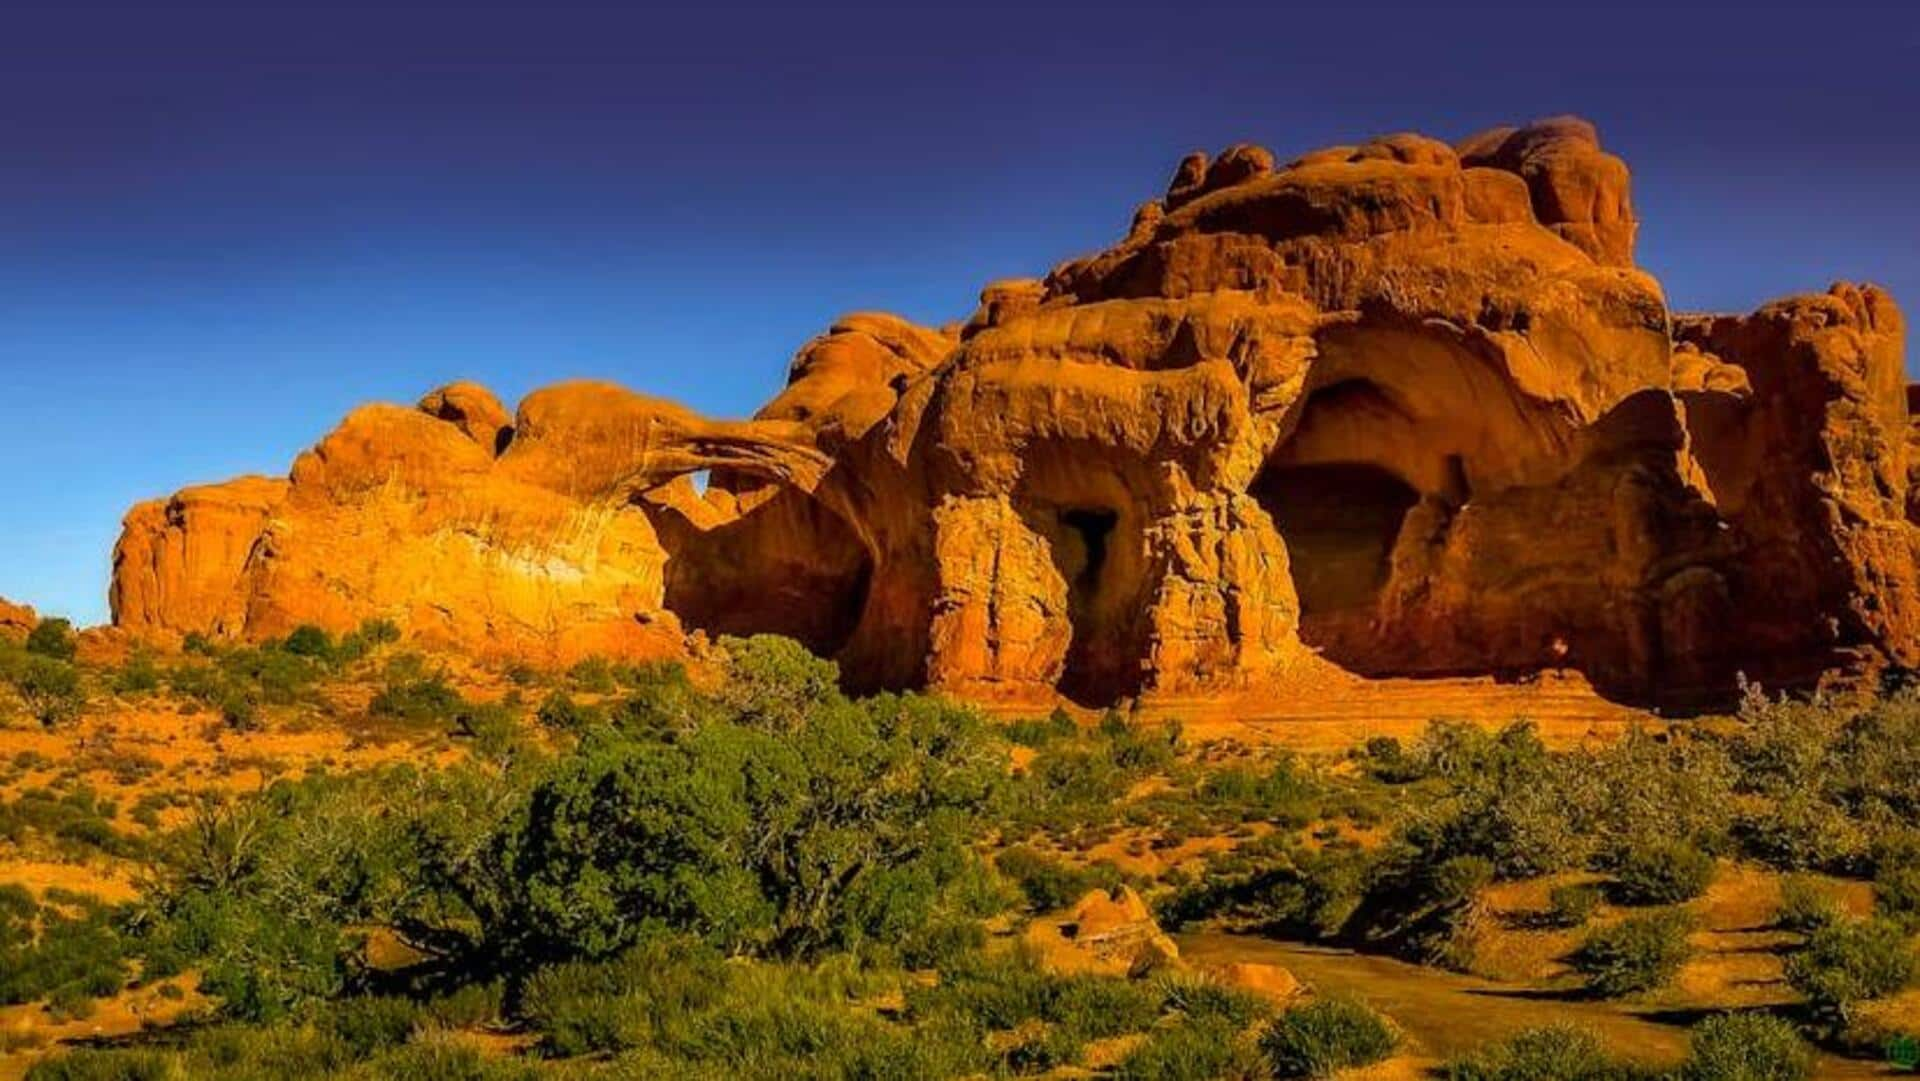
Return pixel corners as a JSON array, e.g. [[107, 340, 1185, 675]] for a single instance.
[[1010, 439, 1157, 707], [640, 474, 877, 664]]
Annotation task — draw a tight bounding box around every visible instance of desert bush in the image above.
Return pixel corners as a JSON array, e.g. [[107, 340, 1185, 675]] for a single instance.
[[1548, 883, 1603, 928], [1610, 839, 1716, 905], [25, 618, 76, 660], [1871, 831, 1920, 928], [369, 674, 463, 724], [994, 845, 1123, 913], [611, 661, 722, 734], [110, 651, 161, 695], [452, 701, 520, 756], [24, 1049, 176, 1081], [1785, 916, 1917, 1025], [1682, 1012, 1813, 1081], [1197, 757, 1318, 825], [11, 656, 82, 726], [1152, 971, 1274, 1028], [283, 624, 335, 659], [566, 656, 618, 694], [1004, 707, 1079, 748], [1118, 1017, 1265, 1080], [533, 690, 600, 733], [1259, 997, 1397, 1078], [1443, 1024, 1647, 1081], [0, 893, 131, 1009], [1775, 874, 1843, 933], [509, 660, 1004, 960], [906, 947, 1157, 1039], [1573, 908, 1694, 997]]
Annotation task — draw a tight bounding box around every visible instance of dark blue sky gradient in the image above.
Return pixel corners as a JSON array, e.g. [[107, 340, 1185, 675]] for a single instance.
[[3, 0, 1916, 623]]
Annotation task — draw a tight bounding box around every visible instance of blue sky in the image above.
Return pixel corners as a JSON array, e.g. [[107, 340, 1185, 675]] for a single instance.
[[2, 0, 1915, 624]]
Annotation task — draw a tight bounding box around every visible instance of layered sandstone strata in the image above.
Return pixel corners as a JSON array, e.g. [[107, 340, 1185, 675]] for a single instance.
[[111, 117, 1916, 709]]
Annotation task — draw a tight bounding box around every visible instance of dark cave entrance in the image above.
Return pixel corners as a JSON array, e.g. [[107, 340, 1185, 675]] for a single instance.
[[1023, 502, 1149, 708], [1253, 461, 1419, 637], [651, 485, 876, 662]]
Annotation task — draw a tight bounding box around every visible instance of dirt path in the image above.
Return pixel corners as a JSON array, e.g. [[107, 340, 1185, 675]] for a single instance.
[[1176, 932, 1898, 1079]]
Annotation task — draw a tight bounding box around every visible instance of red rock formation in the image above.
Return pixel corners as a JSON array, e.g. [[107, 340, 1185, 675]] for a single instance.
[[109, 117, 1916, 708], [0, 598, 36, 642]]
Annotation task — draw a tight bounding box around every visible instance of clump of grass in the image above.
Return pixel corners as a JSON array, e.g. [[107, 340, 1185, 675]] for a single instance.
[[1259, 997, 1397, 1078]]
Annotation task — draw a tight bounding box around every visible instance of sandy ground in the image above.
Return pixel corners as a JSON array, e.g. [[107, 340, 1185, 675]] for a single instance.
[[1177, 932, 1902, 1079]]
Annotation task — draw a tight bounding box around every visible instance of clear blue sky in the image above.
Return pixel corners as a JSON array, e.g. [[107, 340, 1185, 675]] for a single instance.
[[2, 0, 1915, 624]]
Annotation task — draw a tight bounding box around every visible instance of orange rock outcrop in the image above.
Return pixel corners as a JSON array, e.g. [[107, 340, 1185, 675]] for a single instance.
[[0, 598, 36, 642], [110, 117, 1918, 710]]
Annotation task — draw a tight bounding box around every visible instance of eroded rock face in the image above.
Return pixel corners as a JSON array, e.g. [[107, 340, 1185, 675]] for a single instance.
[[0, 598, 36, 642], [110, 117, 1916, 708]]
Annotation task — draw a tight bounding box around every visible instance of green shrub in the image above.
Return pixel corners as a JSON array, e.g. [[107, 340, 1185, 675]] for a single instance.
[[1259, 997, 1398, 1078], [1004, 708, 1079, 748], [325, 995, 424, 1056], [11, 656, 82, 726], [510, 674, 1003, 960], [533, 690, 599, 733], [1610, 840, 1716, 905], [1443, 1024, 1644, 1081], [1153, 971, 1274, 1028], [110, 652, 162, 695], [369, 675, 463, 724], [1573, 909, 1694, 997], [1548, 883, 1603, 928], [994, 845, 1123, 913], [282, 624, 335, 659], [1775, 875, 1842, 933], [452, 701, 519, 756], [1682, 1012, 1813, 1081], [24, 1049, 175, 1081], [1118, 1017, 1265, 1080], [567, 656, 618, 694], [1872, 832, 1920, 929], [906, 948, 1161, 1049], [25, 619, 76, 661], [1785, 916, 1917, 1024]]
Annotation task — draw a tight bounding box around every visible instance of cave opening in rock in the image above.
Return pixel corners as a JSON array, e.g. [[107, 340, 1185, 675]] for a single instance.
[[1254, 462, 1419, 622], [1024, 502, 1148, 708], [650, 484, 876, 663]]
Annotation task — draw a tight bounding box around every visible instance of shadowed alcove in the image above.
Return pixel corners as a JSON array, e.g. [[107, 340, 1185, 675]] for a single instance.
[[1013, 441, 1154, 707], [646, 481, 876, 662]]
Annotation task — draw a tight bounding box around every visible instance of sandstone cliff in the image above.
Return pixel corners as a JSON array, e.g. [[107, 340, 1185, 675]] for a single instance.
[[110, 117, 1917, 709]]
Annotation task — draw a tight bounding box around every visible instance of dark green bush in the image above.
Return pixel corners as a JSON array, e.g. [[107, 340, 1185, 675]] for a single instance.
[[510, 658, 1003, 960], [1610, 840, 1716, 905], [1785, 916, 1917, 1024], [1548, 883, 1603, 928], [11, 656, 82, 726], [1443, 1024, 1648, 1081], [1153, 971, 1274, 1028], [1003, 707, 1079, 748], [1118, 1017, 1265, 1080], [1573, 909, 1694, 997], [369, 675, 463, 724], [110, 652, 162, 695], [1872, 831, 1920, 929], [25, 618, 76, 660], [994, 845, 1123, 913], [532, 690, 600, 733], [283, 624, 335, 659], [1682, 1012, 1813, 1081], [1259, 997, 1398, 1078], [1775, 874, 1842, 933]]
